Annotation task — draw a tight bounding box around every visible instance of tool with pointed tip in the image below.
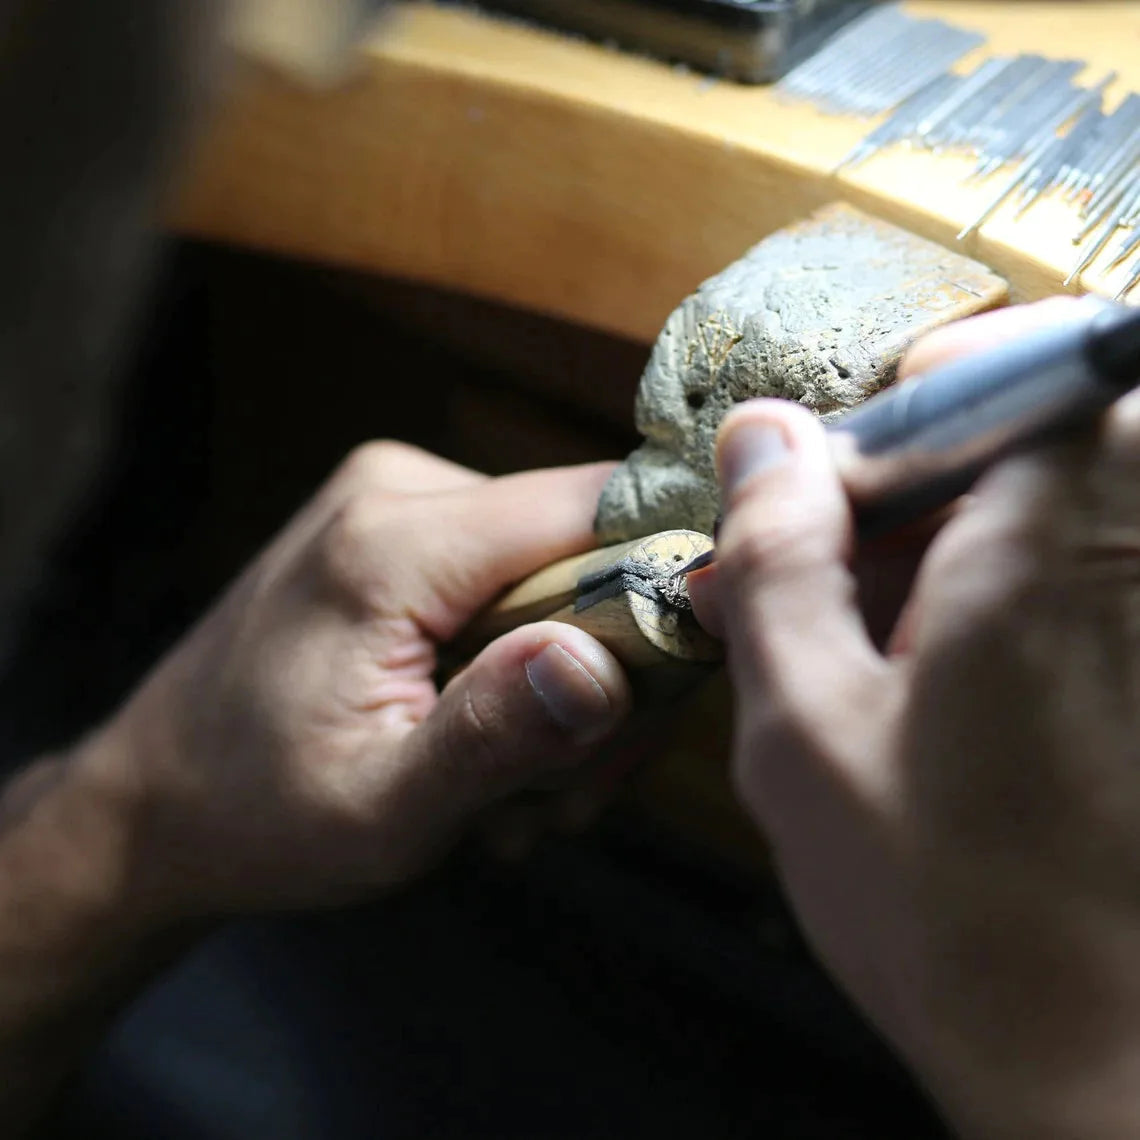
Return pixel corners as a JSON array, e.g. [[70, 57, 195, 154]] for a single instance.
[[1115, 263, 1140, 302], [1109, 229, 1140, 273], [915, 56, 1011, 141], [833, 74, 958, 171], [957, 74, 1115, 241], [776, 3, 983, 115], [1067, 182, 1140, 287], [957, 131, 1057, 241], [1013, 123, 1091, 219], [673, 299, 1140, 577]]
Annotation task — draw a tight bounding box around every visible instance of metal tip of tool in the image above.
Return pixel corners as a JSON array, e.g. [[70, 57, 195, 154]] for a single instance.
[[1014, 187, 1044, 218], [1115, 266, 1140, 302], [670, 550, 716, 578], [833, 146, 870, 173], [1106, 232, 1140, 271]]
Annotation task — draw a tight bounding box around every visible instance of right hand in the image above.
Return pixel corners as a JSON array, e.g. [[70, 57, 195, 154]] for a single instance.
[[691, 298, 1140, 1139]]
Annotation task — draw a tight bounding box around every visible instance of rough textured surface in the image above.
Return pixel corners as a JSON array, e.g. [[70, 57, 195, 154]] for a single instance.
[[595, 202, 1009, 542]]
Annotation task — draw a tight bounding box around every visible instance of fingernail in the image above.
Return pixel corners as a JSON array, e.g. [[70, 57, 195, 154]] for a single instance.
[[719, 420, 790, 494], [525, 644, 616, 746]]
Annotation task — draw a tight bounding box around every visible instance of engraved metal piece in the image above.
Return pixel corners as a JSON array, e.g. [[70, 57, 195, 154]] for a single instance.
[[576, 555, 692, 613]]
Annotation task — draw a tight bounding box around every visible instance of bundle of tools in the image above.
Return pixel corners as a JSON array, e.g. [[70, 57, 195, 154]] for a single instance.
[[777, 3, 1140, 301], [775, 3, 985, 115]]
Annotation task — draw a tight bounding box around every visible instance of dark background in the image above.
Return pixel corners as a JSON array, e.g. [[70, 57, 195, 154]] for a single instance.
[[1, 243, 947, 1139]]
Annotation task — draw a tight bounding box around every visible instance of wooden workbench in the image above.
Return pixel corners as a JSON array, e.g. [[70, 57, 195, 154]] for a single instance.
[[173, 1, 1140, 346], [170, 1, 1140, 867]]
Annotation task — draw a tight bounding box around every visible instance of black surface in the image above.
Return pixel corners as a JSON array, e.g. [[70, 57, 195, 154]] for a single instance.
[[4, 244, 947, 1139], [471, 0, 874, 83]]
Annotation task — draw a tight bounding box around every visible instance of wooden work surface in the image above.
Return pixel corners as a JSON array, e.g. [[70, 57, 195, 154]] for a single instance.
[[171, 3, 1140, 868], [173, 2, 1140, 344]]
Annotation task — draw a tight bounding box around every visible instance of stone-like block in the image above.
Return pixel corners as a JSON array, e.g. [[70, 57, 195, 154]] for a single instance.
[[596, 202, 1009, 542]]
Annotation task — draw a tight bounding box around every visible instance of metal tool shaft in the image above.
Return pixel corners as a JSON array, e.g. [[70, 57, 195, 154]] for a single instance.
[[833, 300, 1136, 535], [678, 301, 1140, 574]]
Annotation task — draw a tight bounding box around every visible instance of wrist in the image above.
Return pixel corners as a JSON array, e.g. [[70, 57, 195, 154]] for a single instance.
[[933, 1067, 1140, 1140], [913, 996, 1140, 1140], [0, 730, 206, 1131], [0, 725, 198, 1013]]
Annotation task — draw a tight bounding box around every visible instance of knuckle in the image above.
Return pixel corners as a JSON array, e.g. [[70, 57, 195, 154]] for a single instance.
[[339, 440, 424, 492], [921, 504, 1082, 642], [924, 521, 1028, 616], [1107, 390, 1140, 453], [318, 494, 395, 603]]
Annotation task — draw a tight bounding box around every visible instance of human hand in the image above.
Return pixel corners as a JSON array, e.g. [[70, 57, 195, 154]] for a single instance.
[[690, 298, 1140, 1139], [82, 443, 632, 917]]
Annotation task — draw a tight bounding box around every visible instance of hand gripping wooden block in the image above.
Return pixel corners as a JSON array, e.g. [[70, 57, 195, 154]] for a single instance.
[[596, 202, 1010, 542]]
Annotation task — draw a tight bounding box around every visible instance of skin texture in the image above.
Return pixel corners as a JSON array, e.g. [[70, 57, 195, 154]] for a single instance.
[[112, 445, 635, 912], [0, 444, 633, 1132], [6, 2, 1140, 1133], [2, 279, 1138, 1140], [690, 297, 1140, 1140]]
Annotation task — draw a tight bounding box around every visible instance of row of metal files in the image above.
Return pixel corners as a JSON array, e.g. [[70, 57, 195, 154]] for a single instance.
[[776, 3, 1140, 299]]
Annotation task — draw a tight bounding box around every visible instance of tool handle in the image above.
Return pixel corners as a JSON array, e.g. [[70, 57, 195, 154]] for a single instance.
[[458, 530, 721, 672], [830, 297, 1131, 537]]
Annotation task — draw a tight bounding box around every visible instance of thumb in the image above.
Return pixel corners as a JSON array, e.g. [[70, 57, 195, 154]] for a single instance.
[[386, 621, 632, 834], [715, 401, 892, 783]]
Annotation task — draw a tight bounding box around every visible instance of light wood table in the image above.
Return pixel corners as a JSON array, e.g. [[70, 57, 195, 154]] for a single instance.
[[172, 1, 1140, 866], [174, 1, 1140, 346]]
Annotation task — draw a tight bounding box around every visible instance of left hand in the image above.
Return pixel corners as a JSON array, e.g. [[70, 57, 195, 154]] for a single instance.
[[75, 443, 633, 920]]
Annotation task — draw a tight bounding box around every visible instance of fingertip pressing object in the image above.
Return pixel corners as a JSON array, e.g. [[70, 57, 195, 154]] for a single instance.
[[676, 299, 1140, 571]]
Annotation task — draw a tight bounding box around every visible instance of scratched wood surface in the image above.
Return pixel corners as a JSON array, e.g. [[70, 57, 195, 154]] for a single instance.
[[173, 1, 1140, 348], [168, 1, 1140, 869]]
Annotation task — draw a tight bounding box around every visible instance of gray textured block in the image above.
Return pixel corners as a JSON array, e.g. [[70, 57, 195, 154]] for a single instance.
[[595, 202, 1009, 542]]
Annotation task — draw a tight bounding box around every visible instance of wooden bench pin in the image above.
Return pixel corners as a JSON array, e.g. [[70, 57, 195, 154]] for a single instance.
[[460, 529, 723, 678]]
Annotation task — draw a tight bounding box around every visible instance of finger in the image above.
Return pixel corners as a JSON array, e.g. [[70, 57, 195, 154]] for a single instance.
[[333, 440, 486, 498], [875, 298, 1102, 650], [715, 401, 894, 771], [854, 502, 965, 651], [382, 621, 632, 840], [694, 467, 963, 653], [253, 444, 487, 583], [898, 297, 1088, 381], [686, 564, 725, 639], [387, 462, 617, 640], [689, 504, 961, 651]]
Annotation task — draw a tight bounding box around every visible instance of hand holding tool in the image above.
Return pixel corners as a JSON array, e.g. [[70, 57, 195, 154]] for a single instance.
[[677, 297, 1140, 577]]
